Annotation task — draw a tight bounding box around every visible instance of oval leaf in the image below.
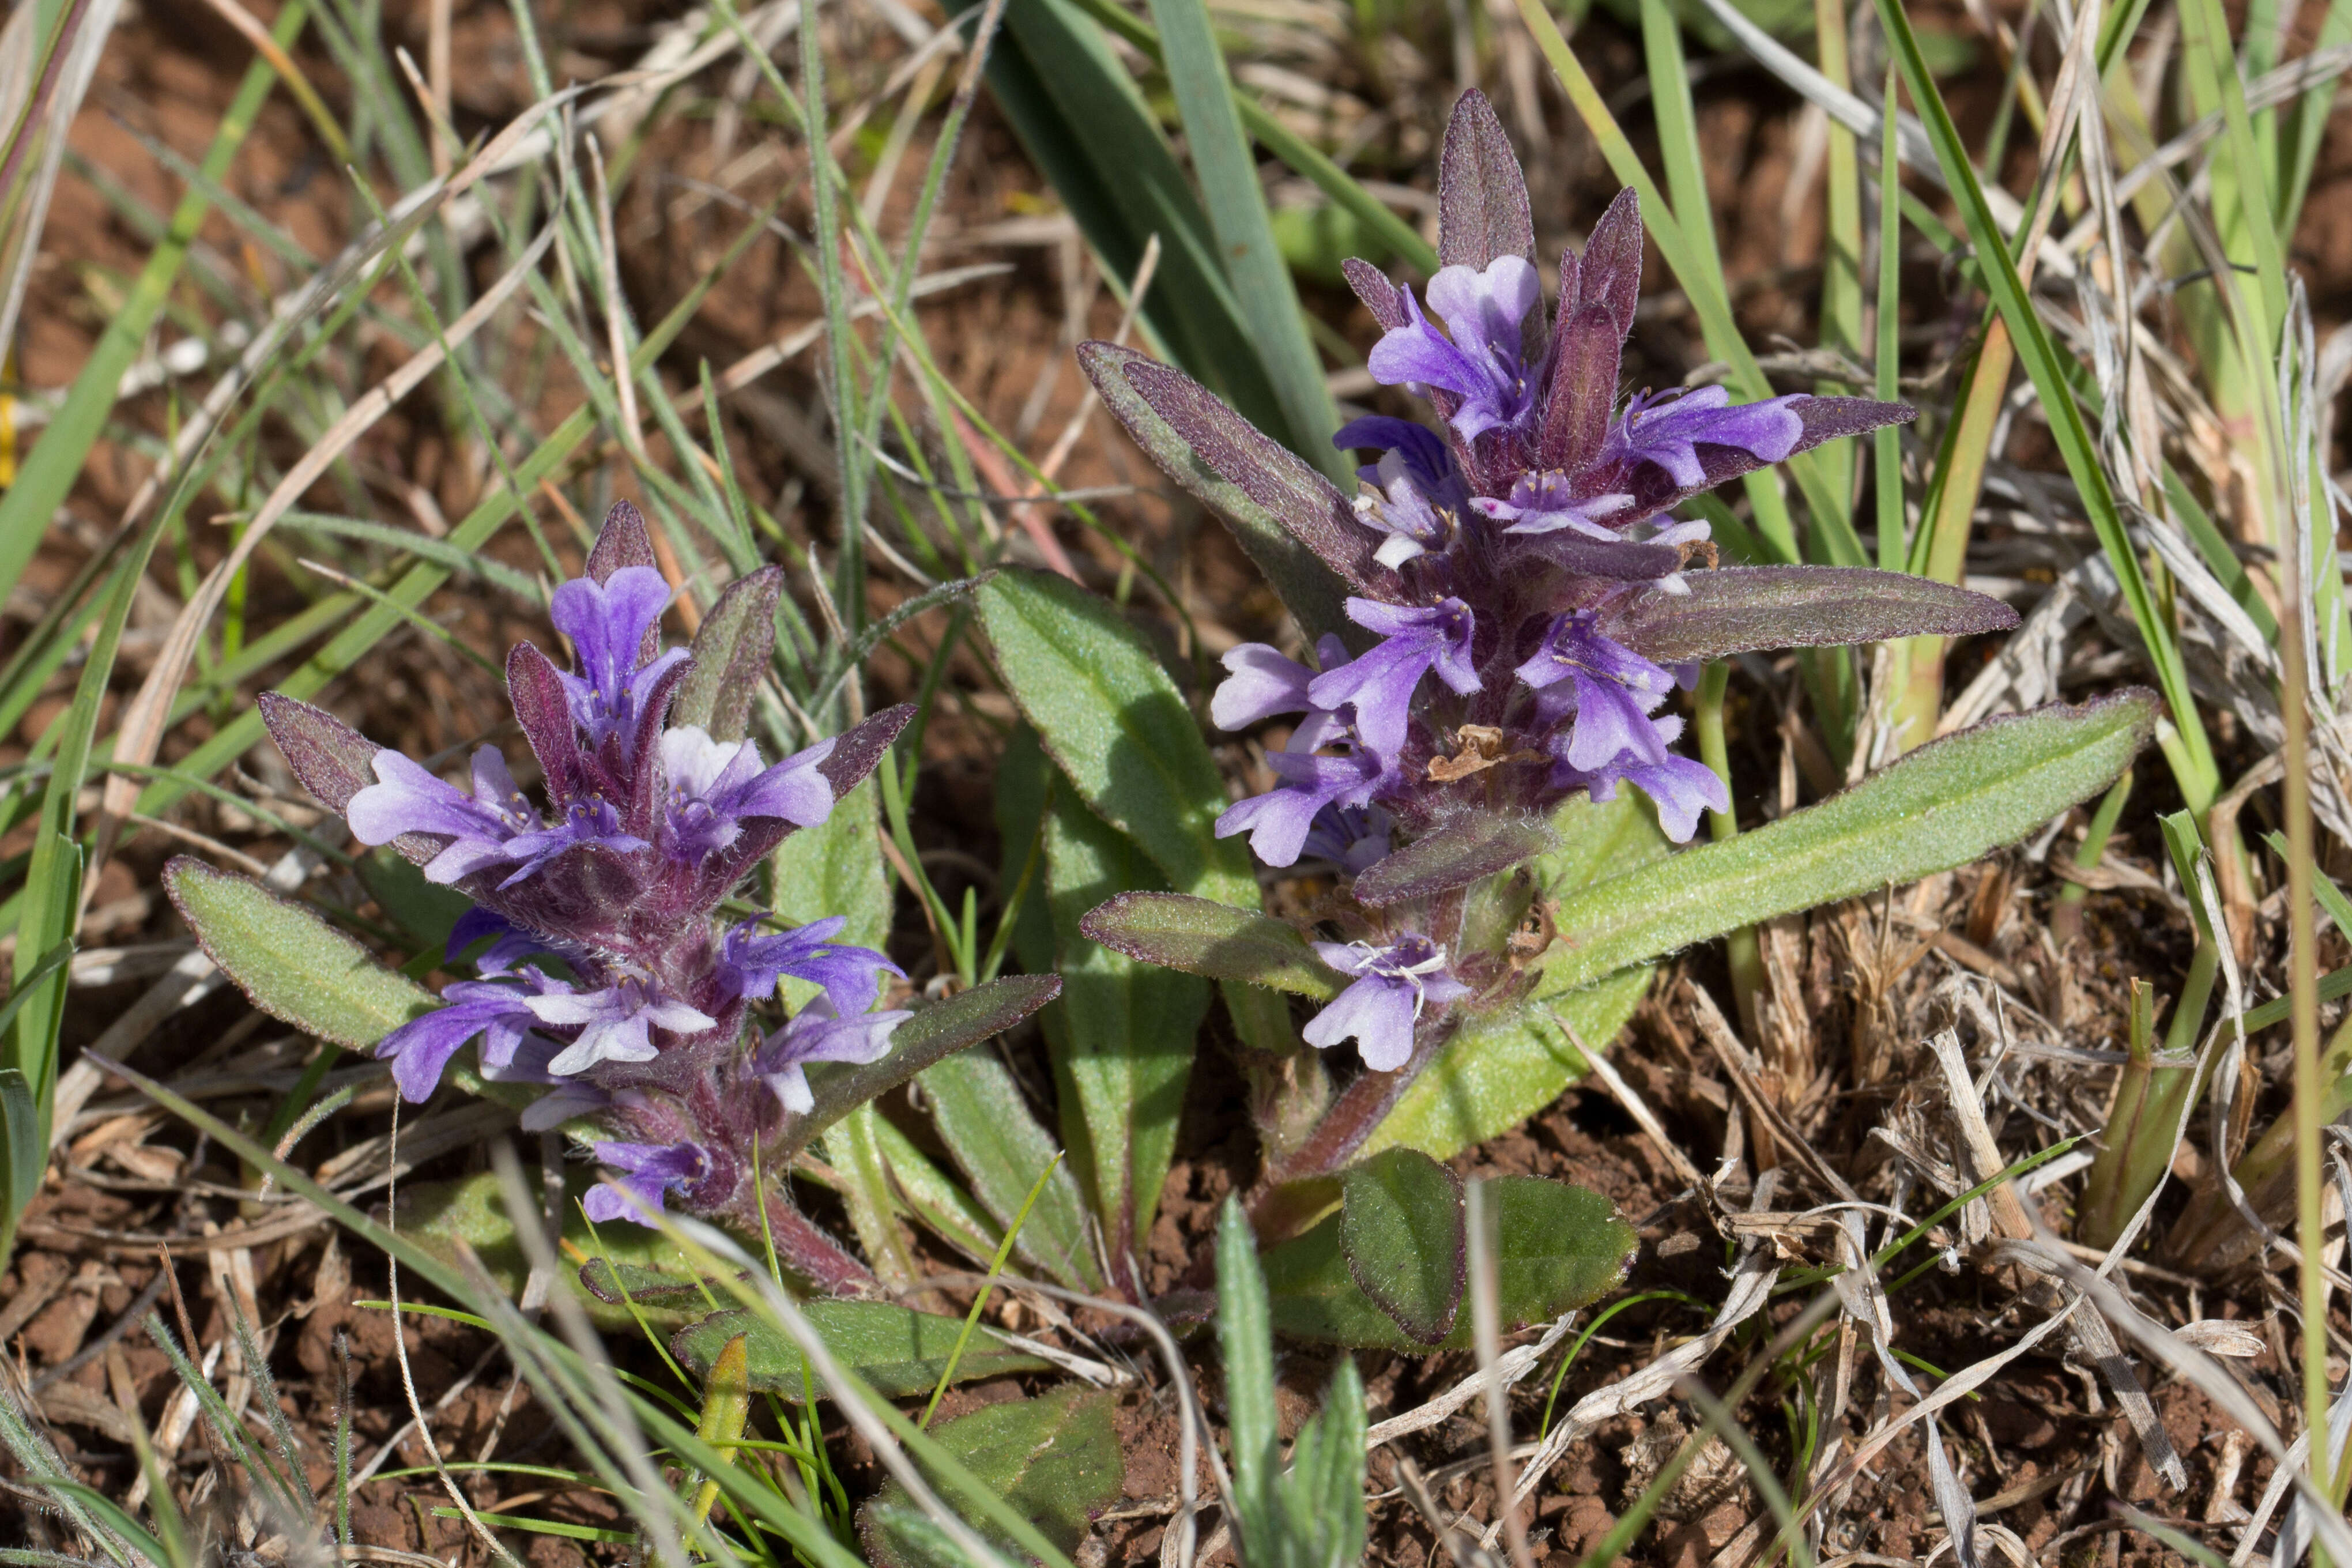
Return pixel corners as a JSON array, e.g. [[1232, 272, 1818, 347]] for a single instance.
[[1437, 89, 1536, 272], [1262, 1174, 1633, 1351], [862, 1387, 1123, 1568], [1079, 892, 1342, 997], [672, 1302, 1047, 1400], [1597, 565, 2020, 664], [977, 569, 1258, 908], [1540, 691, 2157, 993], [163, 857, 433, 1050], [1352, 810, 1558, 907], [1340, 1149, 1465, 1345]]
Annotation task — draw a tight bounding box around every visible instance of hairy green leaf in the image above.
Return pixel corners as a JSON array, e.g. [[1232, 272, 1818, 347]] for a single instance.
[[1540, 692, 2157, 993], [1340, 1150, 1465, 1345], [797, 974, 1063, 1148], [163, 857, 433, 1049], [862, 1387, 1122, 1568], [1077, 341, 1351, 643], [977, 568, 1257, 907], [672, 1303, 1048, 1400], [1262, 1175, 1633, 1351], [673, 567, 783, 741], [919, 1049, 1105, 1292], [1353, 811, 1559, 907], [1078, 892, 1342, 997]]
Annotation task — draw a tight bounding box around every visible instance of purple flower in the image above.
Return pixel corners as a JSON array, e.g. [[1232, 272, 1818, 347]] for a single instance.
[[1557, 743, 1729, 843], [1302, 934, 1472, 1072], [757, 997, 911, 1114], [496, 794, 649, 888], [1210, 635, 1350, 732], [1308, 598, 1480, 763], [1333, 416, 1471, 511], [1605, 386, 1808, 489], [1366, 258, 1541, 442], [376, 978, 548, 1102], [1469, 470, 1632, 541], [526, 971, 717, 1076], [346, 747, 536, 884], [1301, 802, 1393, 875], [720, 917, 903, 1017], [1353, 450, 1456, 568], [1513, 614, 1679, 774], [659, 726, 835, 862], [447, 906, 574, 976], [551, 565, 691, 752], [584, 1139, 712, 1225], [1216, 742, 1384, 868]]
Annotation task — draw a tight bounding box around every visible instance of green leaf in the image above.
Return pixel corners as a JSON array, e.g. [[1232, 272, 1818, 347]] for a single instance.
[[673, 567, 784, 741], [1339, 1150, 1465, 1345], [163, 857, 435, 1050], [393, 1169, 710, 1331], [797, 974, 1064, 1148], [357, 849, 474, 957], [1075, 340, 1350, 643], [1145, 0, 1343, 477], [1284, 1354, 1369, 1565], [1023, 752, 1209, 1271], [1876, 0, 2218, 812], [576, 1257, 717, 1307], [1353, 811, 1559, 907], [936, 0, 1295, 449], [919, 1049, 1105, 1292], [1261, 1176, 1634, 1351], [671, 1302, 1049, 1400], [772, 775, 892, 950], [1216, 1198, 1280, 1540], [1078, 892, 1341, 998], [0, 1067, 39, 1268], [976, 569, 1257, 909], [1539, 692, 2157, 994], [862, 1387, 1123, 1568]]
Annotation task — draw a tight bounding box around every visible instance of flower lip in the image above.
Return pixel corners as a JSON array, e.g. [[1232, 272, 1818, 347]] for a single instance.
[[1300, 932, 1472, 1072]]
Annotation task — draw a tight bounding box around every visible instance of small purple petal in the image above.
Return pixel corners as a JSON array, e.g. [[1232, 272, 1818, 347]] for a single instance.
[[721, 918, 904, 1017], [1309, 598, 1479, 762], [756, 997, 910, 1114], [1210, 644, 1317, 731], [1607, 386, 1808, 490], [376, 979, 543, 1102], [1215, 745, 1382, 869], [585, 1139, 711, 1225], [1300, 933, 1468, 1071]]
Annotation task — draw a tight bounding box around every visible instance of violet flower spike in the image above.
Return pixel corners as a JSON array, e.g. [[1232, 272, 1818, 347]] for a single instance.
[[550, 565, 691, 752], [584, 1140, 712, 1225], [1302, 934, 1472, 1072], [757, 997, 911, 1114]]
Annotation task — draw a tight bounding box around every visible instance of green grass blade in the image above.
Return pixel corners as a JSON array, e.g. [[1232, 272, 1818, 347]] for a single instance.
[[0, 0, 308, 606], [1875, 0, 2219, 813], [1147, 0, 1343, 477]]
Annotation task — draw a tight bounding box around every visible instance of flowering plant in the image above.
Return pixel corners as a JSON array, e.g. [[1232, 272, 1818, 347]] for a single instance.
[[212, 503, 1057, 1293], [1071, 92, 2133, 1209]]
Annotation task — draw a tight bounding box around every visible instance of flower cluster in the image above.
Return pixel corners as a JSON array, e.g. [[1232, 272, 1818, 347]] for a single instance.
[[261, 504, 913, 1237], [1081, 92, 2016, 1085]]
